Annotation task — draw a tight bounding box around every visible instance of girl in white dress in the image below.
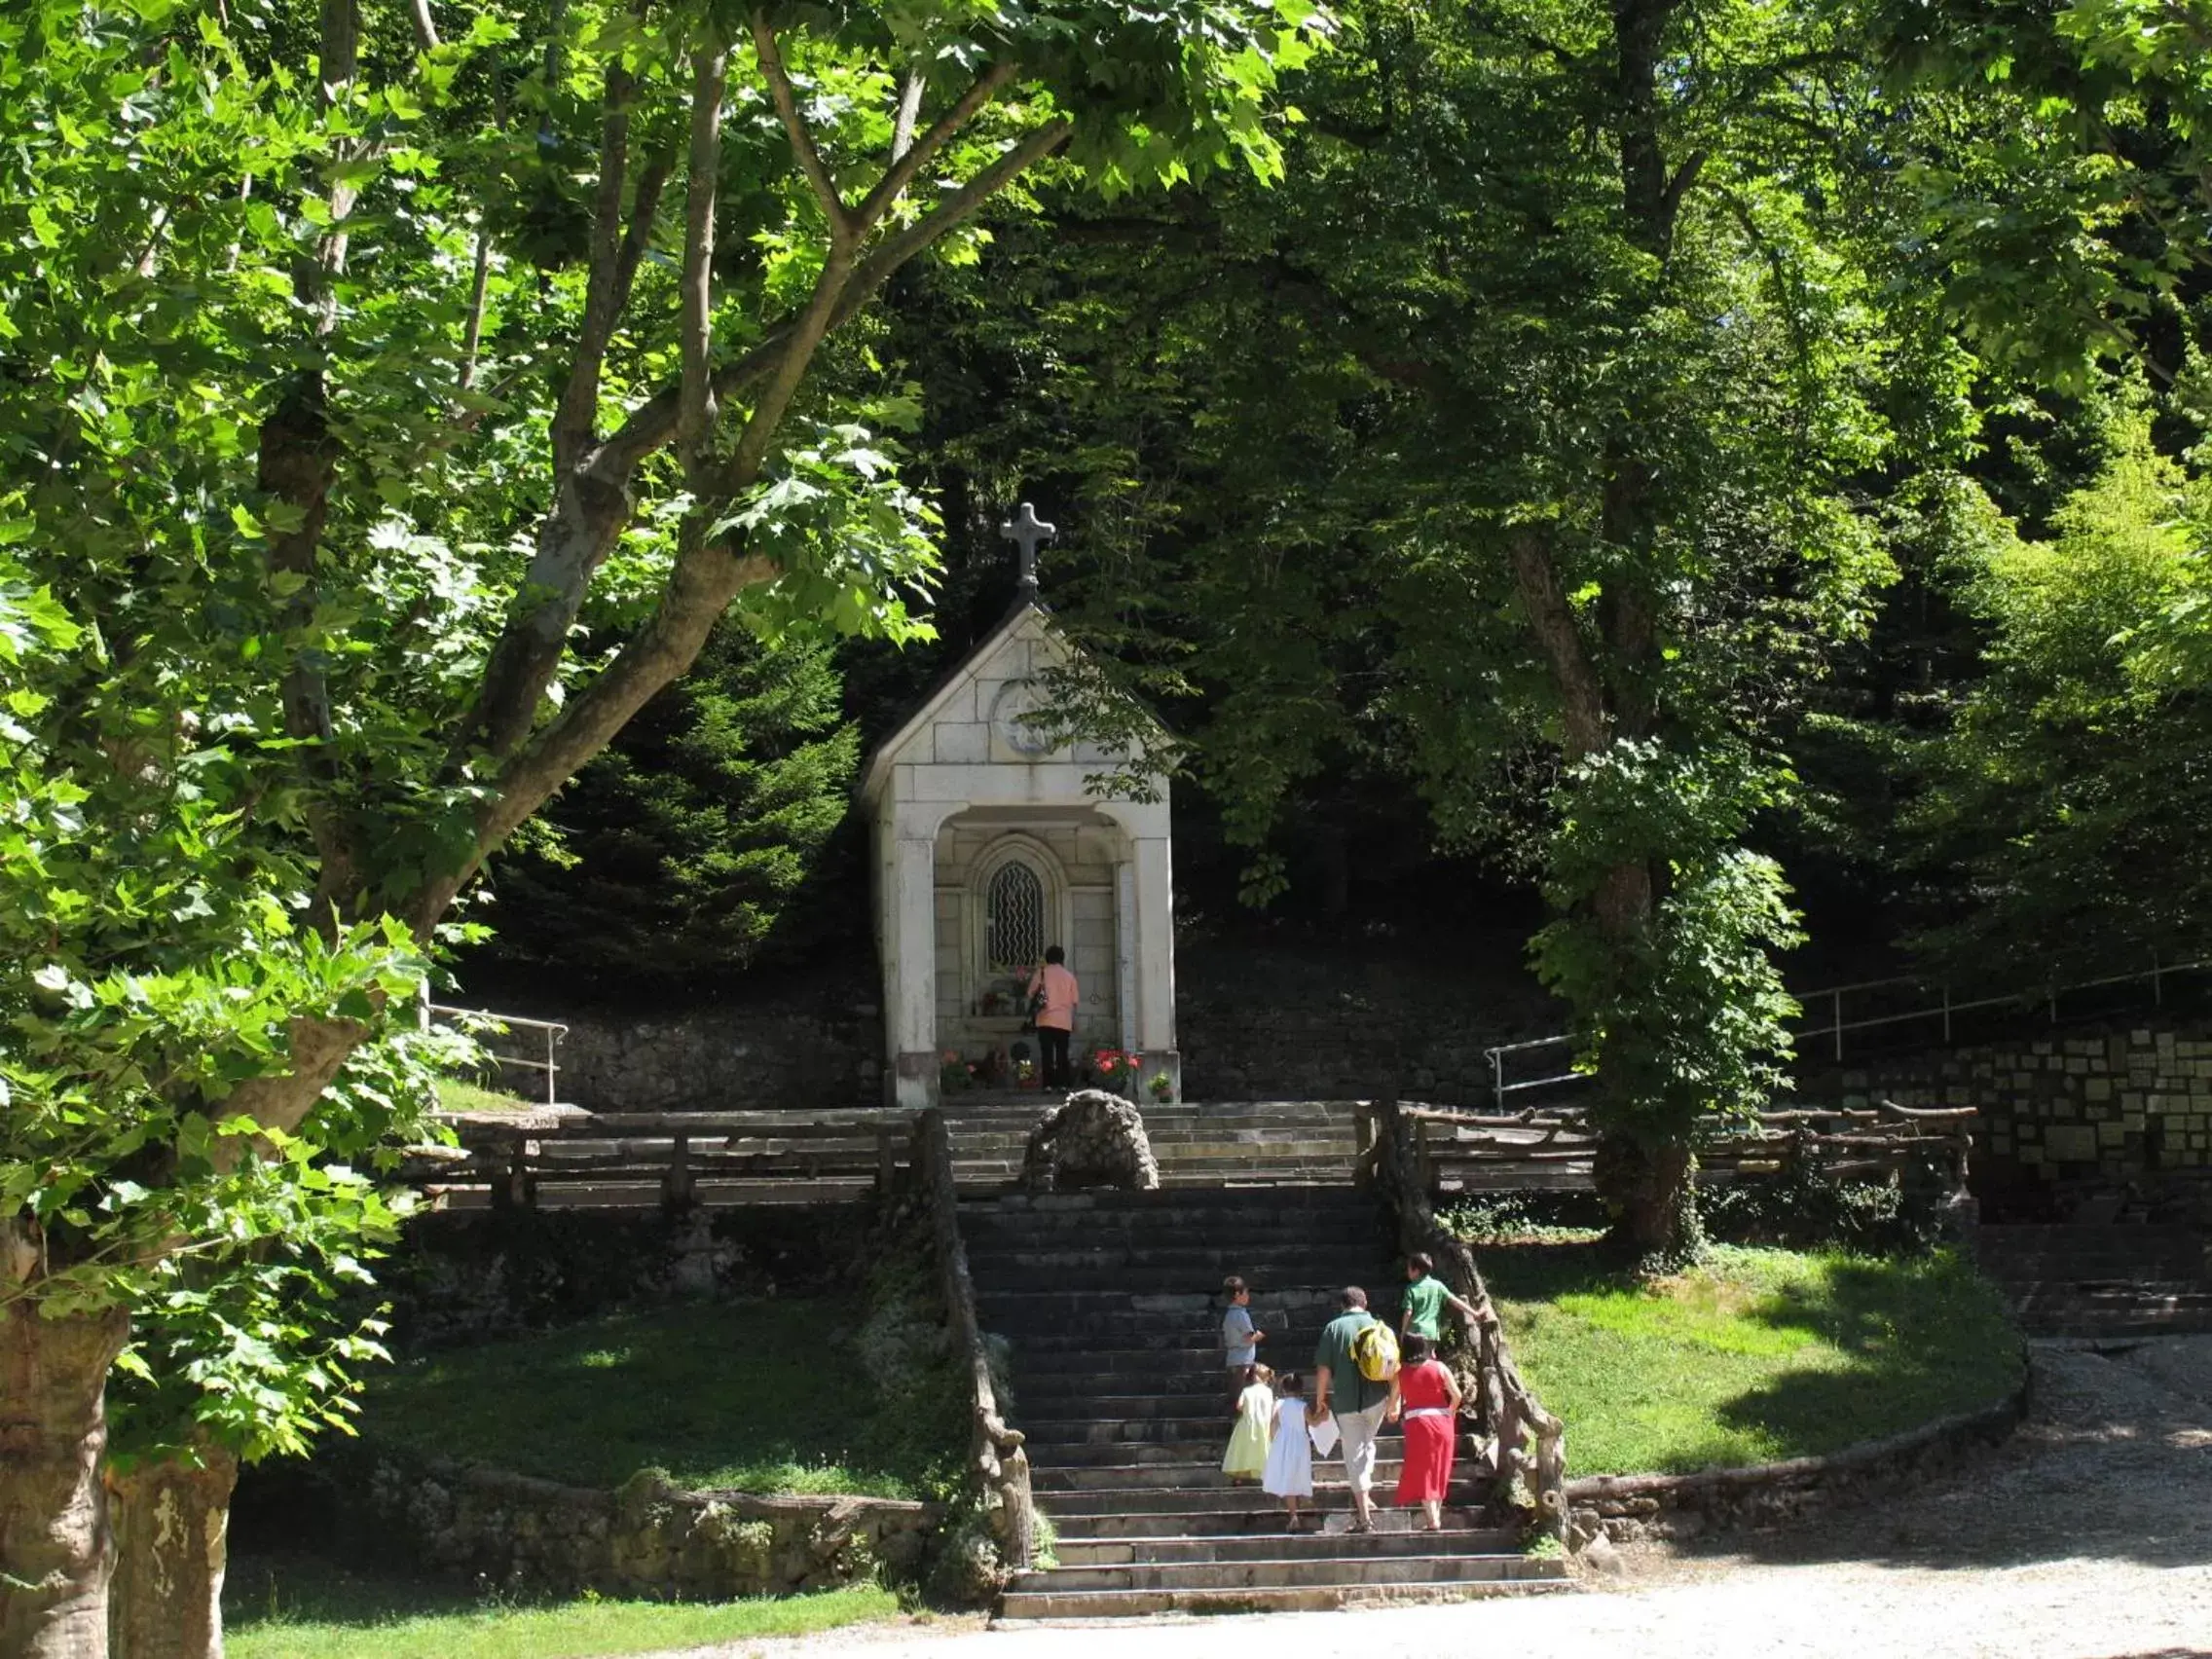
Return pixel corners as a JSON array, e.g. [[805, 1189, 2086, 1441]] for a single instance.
[[1262, 1370, 1315, 1530]]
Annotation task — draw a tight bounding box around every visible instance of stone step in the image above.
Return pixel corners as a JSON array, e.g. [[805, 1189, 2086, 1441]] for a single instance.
[[966, 1218, 1375, 1238], [1054, 1529, 1517, 1567], [1037, 1479, 1474, 1513], [1000, 1331, 1286, 1359], [1978, 1223, 2205, 1245], [2017, 1282, 2202, 1309], [1034, 1454, 1466, 1489], [1011, 1551, 1546, 1597], [1010, 1362, 1324, 1397], [963, 1236, 1385, 1265], [997, 1566, 1568, 1619], [1026, 1415, 1450, 1449], [1003, 1334, 1306, 1365], [965, 1224, 1383, 1251], [1014, 1390, 1252, 1417], [978, 1285, 1365, 1317], [967, 1187, 1378, 1214], [1980, 1262, 2210, 1287], [973, 1266, 1392, 1297], [1048, 1508, 1492, 1543]]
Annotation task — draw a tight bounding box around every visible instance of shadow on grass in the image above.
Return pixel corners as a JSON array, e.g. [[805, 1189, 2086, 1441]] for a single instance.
[[224, 1551, 481, 1633], [1478, 1243, 2023, 1478], [1690, 1332, 2212, 1572], [353, 1297, 961, 1497], [1711, 1252, 2024, 1457], [1483, 1244, 2212, 1572]]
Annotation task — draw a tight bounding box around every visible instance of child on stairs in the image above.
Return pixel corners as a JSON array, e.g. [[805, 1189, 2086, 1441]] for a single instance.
[[1223, 1363, 1274, 1482], [1262, 1371, 1316, 1531]]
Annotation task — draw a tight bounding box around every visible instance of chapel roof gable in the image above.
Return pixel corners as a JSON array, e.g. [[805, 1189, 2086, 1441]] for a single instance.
[[858, 599, 1060, 804]]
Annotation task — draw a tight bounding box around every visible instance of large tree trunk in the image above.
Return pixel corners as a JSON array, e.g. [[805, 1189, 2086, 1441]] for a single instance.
[[1592, 1130, 1697, 1260], [105, 1439, 238, 1659], [0, 1304, 130, 1659]]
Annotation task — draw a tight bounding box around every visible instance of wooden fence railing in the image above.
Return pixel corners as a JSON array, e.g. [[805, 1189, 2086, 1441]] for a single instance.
[[1399, 1100, 1977, 1197], [913, 1107, 1036, 1573], [1358, 1098, 1568, 1542], [403, 1109, 916, 1210]]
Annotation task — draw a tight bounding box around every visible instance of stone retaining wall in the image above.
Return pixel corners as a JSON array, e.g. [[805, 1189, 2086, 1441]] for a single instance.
[[353, 1449, 936, 1600], [1566, 1383, 2028, 1546], [1808, 1022, 2212, 1214], [464, 936, 1561, 1111]]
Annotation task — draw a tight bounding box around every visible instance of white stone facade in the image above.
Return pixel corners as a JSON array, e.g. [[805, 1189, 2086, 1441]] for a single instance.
[[860, 605, 1177, 1109]]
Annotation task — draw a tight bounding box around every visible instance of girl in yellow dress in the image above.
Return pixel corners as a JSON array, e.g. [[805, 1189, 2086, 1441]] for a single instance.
[[1223, 1363, 1274, 1482]]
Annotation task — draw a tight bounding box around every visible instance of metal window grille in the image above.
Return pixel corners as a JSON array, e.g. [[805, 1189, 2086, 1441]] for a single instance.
[[986, 860, 1046, 974]]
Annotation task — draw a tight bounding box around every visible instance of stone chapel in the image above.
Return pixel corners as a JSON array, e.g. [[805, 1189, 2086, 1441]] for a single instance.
[[859, 514, 1177, 1110]]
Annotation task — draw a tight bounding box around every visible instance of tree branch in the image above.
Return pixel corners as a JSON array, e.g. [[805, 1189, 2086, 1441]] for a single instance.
[[457, 226, 491, 394], [752, 11, 859, 244], [414, 527, 781, 930], [857, 60, 1019, 231], [599, 118, 1074, 479], [552, 61, 637, 476], [679, 43, 730, 467], [446, 117, 1071, 784], [406, 0, 438, 52], [1659, 148, 1708, 243], [1507, 528, 1609, 758], [614, 143, 672, 308], [891, 69, 927, 161]]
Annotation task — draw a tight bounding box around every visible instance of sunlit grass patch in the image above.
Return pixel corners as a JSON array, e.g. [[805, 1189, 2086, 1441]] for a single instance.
[[1480, 1242, 2022, 1476], [224, 1553, 901, 1659]]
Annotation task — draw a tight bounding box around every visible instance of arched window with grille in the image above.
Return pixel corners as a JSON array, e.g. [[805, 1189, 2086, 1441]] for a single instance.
[[985, 859, 1046, 975]]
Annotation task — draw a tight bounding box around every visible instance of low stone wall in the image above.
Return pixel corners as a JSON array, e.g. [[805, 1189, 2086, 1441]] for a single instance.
[[1177, 936, 1560, 1104], [1566, 1382, 2028, 1546], [354, 1449, 936, 1600]]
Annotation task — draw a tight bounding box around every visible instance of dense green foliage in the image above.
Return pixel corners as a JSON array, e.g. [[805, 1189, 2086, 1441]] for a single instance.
[[1906, 408, 2212, 976], [0, 1, 1319, 1647], [899, 0, 1966, 1243], [1481, 1243, 2022, 1474], [484, 628, 861, 978]]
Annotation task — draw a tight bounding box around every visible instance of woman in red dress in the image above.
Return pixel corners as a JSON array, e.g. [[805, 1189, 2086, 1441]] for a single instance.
[[1389, 1335, 1464, 1530]]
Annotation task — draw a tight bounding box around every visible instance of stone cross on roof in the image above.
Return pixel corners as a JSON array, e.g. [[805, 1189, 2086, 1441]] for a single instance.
[[1000, 500, 1056, 600]]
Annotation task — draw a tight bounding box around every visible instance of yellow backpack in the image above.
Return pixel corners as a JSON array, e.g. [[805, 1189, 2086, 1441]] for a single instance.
[[1351, 1317, 1399, 1383]]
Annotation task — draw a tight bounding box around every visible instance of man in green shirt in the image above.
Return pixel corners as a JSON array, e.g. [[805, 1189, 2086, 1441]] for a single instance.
[[1311, 1286, 1393, 1530], [1400, 1251, 1484, 1344]]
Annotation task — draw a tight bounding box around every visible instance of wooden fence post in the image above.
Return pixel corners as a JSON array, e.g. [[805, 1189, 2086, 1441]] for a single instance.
[[663, 1132, 693, 1210]]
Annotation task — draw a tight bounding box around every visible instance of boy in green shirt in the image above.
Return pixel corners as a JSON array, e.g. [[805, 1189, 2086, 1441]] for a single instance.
[[1400, 1251, 1485, 1344]]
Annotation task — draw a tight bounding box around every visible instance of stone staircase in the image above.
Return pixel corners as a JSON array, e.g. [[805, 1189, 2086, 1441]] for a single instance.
[[1977, 1224, 2212, 1335], [964, 1187, 1567, 1618], [943, 1097, 1360, 1192]]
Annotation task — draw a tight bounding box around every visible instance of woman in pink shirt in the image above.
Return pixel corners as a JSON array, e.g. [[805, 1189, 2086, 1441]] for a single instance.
[[1025, 945, 1080, 1088]]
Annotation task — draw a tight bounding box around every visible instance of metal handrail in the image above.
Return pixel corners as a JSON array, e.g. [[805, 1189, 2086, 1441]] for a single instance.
[[1485, 951, 2212, 1105], [421, 994, 569, 1108]]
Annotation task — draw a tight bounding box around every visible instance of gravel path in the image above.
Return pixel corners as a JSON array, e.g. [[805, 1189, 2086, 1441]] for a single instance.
[[665, 1338, 2212, 1659]]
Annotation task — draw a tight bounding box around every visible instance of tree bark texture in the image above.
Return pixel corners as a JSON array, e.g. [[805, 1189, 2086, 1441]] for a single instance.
[[1592, 1131, 1697, 1258], [105, 1441, 239, 1659], [0, 1305, 130, 1659]]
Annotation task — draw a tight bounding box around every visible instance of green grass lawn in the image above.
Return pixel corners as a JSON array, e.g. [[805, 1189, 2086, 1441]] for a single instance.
[[1479, 1243, 2022, 1477], [224, 1552, 901, 1659], [360, 1298, 956, 1496], [433, 1077, 536, 1114]]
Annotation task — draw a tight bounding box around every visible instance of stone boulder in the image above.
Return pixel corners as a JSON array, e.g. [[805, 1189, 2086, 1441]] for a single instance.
[[1020, 1090, 1160, 1193]]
